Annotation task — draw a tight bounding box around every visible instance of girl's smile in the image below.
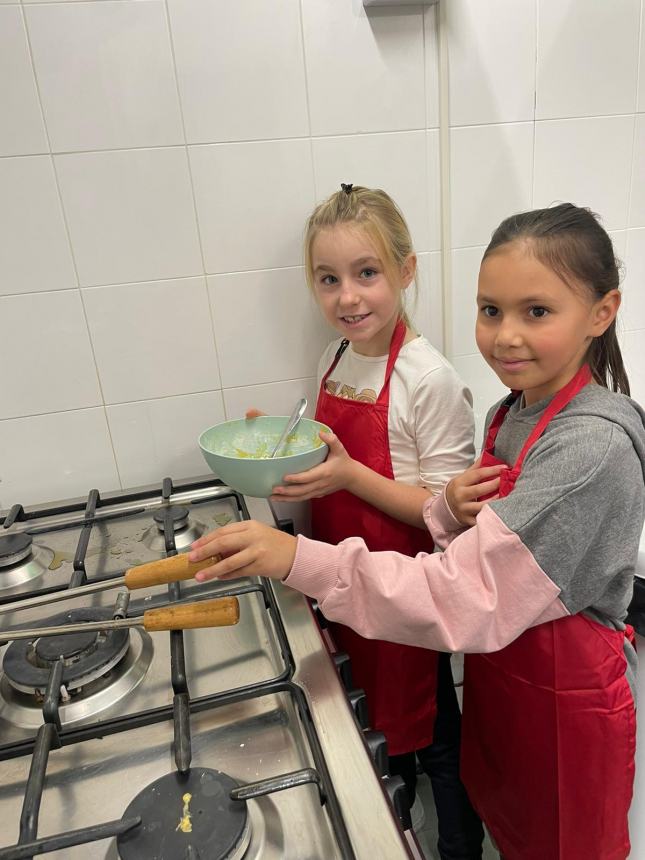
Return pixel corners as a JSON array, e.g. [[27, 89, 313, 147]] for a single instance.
[[311, 225, 413, 357]]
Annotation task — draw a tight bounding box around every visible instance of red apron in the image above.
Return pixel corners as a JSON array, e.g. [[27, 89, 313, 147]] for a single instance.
[[462, 364, 636, 859], [312, 320, 439, 754]]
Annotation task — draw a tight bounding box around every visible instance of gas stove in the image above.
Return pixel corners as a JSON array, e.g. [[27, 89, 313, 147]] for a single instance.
[[0, 476, 417, 859]]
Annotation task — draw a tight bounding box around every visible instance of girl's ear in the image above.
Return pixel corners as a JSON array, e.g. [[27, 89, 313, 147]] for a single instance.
[[591, 289, 621, 336], [400, 254, 417, 290]]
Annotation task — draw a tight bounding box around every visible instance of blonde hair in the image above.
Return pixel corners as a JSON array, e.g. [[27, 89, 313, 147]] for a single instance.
[[303, 185, 417, 327]]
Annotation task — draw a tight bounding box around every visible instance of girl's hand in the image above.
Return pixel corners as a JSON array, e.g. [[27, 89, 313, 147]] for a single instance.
[[270, 431, 357, 501], [188, 521, 297, 582], [245, 408, 265, 419], [445, 458, 507, 527]]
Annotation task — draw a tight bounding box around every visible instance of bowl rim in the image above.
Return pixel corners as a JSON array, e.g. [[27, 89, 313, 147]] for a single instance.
[[198, 416, 329, 462]]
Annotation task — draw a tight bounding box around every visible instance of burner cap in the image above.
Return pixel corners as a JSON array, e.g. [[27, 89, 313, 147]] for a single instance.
[[35, 630, 97, 663], [0, 533, 33, 568], [117, 768, 249, 860], [3, 608, 129, 693], [153, 506, 190, 533]]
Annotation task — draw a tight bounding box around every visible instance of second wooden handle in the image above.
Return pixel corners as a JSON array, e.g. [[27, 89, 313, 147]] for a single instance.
[[124, 554, 221, 590], [143, 597, 240, 631]]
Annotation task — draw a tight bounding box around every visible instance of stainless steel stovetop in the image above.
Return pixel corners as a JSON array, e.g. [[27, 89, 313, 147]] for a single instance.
[[0, 476, 415, 859]]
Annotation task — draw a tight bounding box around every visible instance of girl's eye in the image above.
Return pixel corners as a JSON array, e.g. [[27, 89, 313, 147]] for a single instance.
[[360, 268, 377, 279], [320, 275, 337, 287], [529, 306, 549, 319], [480, 305, 498, 318]]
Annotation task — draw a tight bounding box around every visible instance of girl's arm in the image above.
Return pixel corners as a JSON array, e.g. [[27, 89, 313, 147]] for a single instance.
[[271, 363, 476, 529], [189, 415, 643, 653]]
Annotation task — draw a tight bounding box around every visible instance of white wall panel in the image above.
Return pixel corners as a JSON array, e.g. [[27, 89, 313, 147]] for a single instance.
[[0, 291, 101, 420], [55, 148, 202, 287], [0, 6, 47, 156], [168, 0, 308, 143], [0, 156, 76, 296], [26, 0, 183, 152]]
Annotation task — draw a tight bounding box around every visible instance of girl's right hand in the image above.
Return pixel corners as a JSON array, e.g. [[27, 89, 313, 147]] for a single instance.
[[445, 458, 507, 527], [245, 408, 266, 419]]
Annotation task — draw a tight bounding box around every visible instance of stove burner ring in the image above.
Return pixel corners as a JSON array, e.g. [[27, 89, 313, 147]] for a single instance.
[[117, 768, 251, 860], [3, 608, 130, 694], [0, 533, 33, 569], [153, 505, 190, 533]]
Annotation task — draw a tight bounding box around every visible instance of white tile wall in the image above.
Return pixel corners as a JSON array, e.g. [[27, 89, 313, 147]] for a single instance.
[[447, 0, 536, 126], [0, 290, 102, 419], [312, 130, 437, 252], [536, 0, 640, 120], [82, 277, 221, 403], [0, 156, 76, 296], [450, 123, 534, 248], [25, 1, 183, 152], [55, 148, 203, 286], [451, 245, 486, 357], [222, 379, 320, 422], [0, 6, 47, 156], [167, 0, 308, 144], [0, 409, 119, 509], [1, 0, 643, 507], [533, 116, 635, 230], [301, 0, 425, 136], [106, 391, 226, 489], [622, 229, 645, 331], [207, 267, 333, 389], [630, 114, 645, 227], [189, 139, 316, 274], [413, 251, 443, 351]]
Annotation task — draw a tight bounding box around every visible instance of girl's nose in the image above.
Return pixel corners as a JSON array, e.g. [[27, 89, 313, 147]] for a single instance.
[[338, 281, 359, 306], [494, 320, 523, 348]]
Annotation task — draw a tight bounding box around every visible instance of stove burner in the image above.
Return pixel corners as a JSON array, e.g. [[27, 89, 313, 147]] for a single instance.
[[0, 534, 33, 568], [142, 505, 206, 552], [3, 608, 129, 694], [0, 533, 55, 592], [153, 505, 190, 533], [117, 768, 251, 860]]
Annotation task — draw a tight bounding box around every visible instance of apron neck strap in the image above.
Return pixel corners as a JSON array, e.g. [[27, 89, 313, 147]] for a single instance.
[[485, 364, 592, 471], [512, 363, 591, 471], [320, 318, 408, 400]]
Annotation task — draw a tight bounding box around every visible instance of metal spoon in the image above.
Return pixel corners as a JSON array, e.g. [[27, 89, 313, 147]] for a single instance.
[[270, 397, 308, 458]]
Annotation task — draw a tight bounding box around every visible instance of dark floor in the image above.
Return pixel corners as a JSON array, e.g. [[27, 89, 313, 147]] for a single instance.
[[413, 771, 499, 859]]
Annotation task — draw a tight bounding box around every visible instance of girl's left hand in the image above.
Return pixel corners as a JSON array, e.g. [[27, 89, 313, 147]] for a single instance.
[[270, 431, 356, 501], [188, 521, 297, 582]]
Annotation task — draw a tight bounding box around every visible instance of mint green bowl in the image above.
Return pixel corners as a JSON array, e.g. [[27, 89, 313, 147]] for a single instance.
[[199, 416, 329, 498]]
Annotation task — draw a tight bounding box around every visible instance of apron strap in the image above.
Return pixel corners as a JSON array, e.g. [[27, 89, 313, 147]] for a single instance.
[[376, 318, 408, 405], [512, 364, 592, 472], [319, 318, 409, 404], [320, 338, 350, 387], [482, 364, 592, 472]]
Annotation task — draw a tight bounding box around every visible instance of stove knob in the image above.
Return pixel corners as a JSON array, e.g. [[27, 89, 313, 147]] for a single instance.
[[275, 516, 295, 535], [382, 774, 410, 830], [363, 729, 388, 776], [310, 599, 327, 629], [333, 651, 353, 691], [347, 687, 369, 730]]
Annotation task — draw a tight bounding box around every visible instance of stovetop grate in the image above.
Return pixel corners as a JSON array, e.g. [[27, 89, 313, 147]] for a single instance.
[[0, 478, 357, 860]]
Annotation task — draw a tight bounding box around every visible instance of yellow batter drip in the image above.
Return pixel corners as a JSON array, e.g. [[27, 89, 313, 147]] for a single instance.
[[176, 792, 193, 834]]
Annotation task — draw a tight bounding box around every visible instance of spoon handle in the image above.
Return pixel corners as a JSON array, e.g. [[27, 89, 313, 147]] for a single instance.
[[270, 397, 308, 458]]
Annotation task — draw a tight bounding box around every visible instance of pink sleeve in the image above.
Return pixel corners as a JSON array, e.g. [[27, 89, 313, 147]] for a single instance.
[[285, 504, 568, 653], [422, 488, 467, 548]]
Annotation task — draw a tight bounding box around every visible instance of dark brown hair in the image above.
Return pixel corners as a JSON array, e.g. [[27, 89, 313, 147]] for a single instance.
[[483, 203, 629, 395]]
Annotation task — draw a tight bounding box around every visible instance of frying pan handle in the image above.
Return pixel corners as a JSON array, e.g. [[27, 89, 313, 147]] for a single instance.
[[142, 597, 240, 631], [124, 554, 221, 590]]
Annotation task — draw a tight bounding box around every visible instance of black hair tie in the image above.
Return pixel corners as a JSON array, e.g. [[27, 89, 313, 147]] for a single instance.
[[340, 183, 353, 194]]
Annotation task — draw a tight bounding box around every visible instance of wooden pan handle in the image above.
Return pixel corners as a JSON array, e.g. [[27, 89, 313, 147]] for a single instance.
[[124, 554, 221, 590], [142, 597, 240, 631]]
